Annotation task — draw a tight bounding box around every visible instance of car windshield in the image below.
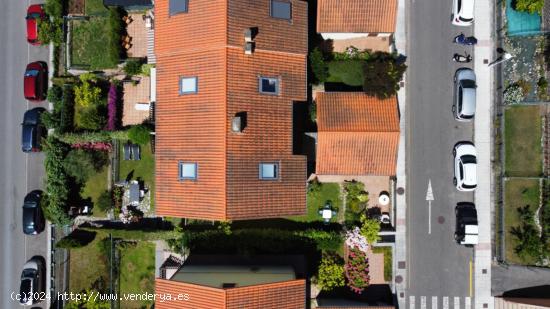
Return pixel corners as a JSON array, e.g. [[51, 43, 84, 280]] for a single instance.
[[459, 16, 474, 22], [461, 155, 477, 164], [25, 69, 39, 77], [462, 183, 477, 189], [461, 80, 476, 88], [27, 12, 41, 19]]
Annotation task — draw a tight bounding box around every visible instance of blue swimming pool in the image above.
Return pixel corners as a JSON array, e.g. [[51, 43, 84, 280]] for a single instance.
[[506, 0, 541, 36]]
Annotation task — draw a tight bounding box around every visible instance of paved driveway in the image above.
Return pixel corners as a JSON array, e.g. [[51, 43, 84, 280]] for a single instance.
[[406, 0, 477, 306], [0, 0, 50, 308]]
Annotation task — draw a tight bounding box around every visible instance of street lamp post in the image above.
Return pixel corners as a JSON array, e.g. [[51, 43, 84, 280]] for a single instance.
[[488, 52, 513, 67]]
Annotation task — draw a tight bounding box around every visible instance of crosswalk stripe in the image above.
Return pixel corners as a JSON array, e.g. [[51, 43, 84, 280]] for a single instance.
[[432, 296, 438, 309], [454, 297, 460, 309], [421, 296, 427, 309], [465, 297, 471, 309], [443, 296, 449, 309], [410, 296, 416, 309]]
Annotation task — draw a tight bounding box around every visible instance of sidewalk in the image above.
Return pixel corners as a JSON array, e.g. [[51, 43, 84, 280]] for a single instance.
[[474, 0, 495, 308], [394, 0, 408, 305]]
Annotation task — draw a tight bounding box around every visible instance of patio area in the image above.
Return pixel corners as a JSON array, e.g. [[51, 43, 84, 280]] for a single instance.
[[125, 12, 150, 58], [122, 76, 152, 126], [331, 36, 392, 53]]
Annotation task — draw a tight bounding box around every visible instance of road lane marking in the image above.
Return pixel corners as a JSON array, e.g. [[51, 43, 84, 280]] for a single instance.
[[454, 297, 460, 309], [410, 296, 416, 309], [465, 297, 471, 309], [432, 296, 438, 309], [443, 297, 449, 309], [421, 296, 426, 309], [426, 179, 434, 234]]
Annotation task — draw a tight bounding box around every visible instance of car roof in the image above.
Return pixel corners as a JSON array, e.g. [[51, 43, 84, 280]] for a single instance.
[[460, 0, 475, 19], [460, 88, 476, 116], [24, 74, 37, 99], [462, 163, 477, 185]]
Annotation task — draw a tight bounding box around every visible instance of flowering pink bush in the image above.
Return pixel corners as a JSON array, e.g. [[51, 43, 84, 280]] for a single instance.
[[72, 142, 113, 152], [345, 247, 370, 294], [345, 227, 369, 253], [105, 83, 118, 131]]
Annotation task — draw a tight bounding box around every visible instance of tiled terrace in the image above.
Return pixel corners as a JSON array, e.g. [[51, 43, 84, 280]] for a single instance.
[[332, 36, 392, 53], [122, 76, 151, 126], [126, 13, 148, 58]]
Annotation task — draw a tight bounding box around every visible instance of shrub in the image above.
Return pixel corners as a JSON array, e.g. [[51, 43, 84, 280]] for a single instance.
[[78, 106, 107, 130], [72, 142, 113, 152], [42, 85, 75, 133], [513, 0, 544, 14], [106, 8, 123, 66], [344, 181, 369, 214], [141, 64, 155, 76], [317, 254, 345, 291], [63, 149, 108, 184], [96, 190, 112, 212], [128, 125, 151, 145], [106, 83, 118, 131], [44, 0, 63, 17], [328, 60, 365, 86], [363, 52, 407, 99], [360, 213, 381, 244], [56, 230, 97, 248], [124, 59, 144, 76], [310, 48, 328, 83], [345, 247, 370, 293], [307, 178, 322, 194], [47, 85, 63, 103], [309, 102, 317, 123], [517, 79, 532, 96], [537, 77, 548, 100], [345, 226, 369, 253], [43, 137, 71, 225], [37, 18, 64, 46], [296, 229, 343, 252], [74, 78, 102, 108], [59, 130, 129, 144]]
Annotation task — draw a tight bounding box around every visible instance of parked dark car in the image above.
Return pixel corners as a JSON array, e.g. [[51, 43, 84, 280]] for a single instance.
[[22, 190, 45, 235], [19, 256, 45, 305], [26, 4, 46, 45], [21, 107, 46, 153], [24, 61, 48, 101]]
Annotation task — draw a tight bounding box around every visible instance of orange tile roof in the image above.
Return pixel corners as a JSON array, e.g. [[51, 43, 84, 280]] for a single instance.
[[154, 0, 308, 220], [316, 0, 397, 34], [155, 278, 306, 309], [316, 92, 399, 176]]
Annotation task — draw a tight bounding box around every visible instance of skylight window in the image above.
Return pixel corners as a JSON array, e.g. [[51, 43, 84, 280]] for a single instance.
[[179, 162, 197, 180], [271, 0, 291, 20], [180, 77, 197, 95]]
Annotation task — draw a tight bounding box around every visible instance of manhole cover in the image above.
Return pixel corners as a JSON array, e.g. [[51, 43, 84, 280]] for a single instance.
[[438, 216, 445, 224], [395, 275, 403, 283], [396, 187, 405, 195]]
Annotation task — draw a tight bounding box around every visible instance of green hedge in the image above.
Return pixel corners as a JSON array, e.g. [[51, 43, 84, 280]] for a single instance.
[[43, 137, 72, 225]]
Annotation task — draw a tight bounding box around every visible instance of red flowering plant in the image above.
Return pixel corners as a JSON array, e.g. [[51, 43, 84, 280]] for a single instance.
[[344, 247, 370, 294], [105, 83, 118, 131], [72, 142, 113, 152]]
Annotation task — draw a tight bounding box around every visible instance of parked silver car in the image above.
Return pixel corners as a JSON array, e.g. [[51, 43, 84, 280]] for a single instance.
[[453, 68, 476, 121]]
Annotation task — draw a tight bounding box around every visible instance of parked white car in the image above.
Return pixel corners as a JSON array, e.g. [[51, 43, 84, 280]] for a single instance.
[[453, 142, 477, 191], [452, 0, 475, 26]]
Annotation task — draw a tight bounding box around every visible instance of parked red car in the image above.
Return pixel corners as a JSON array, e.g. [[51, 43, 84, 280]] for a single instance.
[[26, 4, 46, 45], [24, 62, 48, 101]]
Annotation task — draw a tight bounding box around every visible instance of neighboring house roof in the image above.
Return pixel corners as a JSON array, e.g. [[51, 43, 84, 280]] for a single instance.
[[103, 0, 152, 6], [155, 278, 306, 308], [154, 0, 308, 220], [316, 0, 397, 34], [316, 92, 399, 176]]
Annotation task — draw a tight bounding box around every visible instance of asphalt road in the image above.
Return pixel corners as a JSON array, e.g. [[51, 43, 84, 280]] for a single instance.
[[407, 0, 477, 306], [0, 0, 50, 308]]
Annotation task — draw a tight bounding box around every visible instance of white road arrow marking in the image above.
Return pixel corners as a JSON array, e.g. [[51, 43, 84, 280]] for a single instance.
[[426, 179, 434, 234]]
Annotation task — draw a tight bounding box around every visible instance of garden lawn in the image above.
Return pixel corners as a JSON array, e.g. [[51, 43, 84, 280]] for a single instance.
[[291, 183, 342, 222], [504, 178, 540, 265], [85, 0, 110, 16], [119, 141, 155, 208], [68, 233, 109, 293], [119, 242, 155, 308], [70, 18, 120, 69], [81, 164, 109, 217], [326, 60, 365, 86], [504, 106, 543, 177], [372, 246, 392, 282]]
